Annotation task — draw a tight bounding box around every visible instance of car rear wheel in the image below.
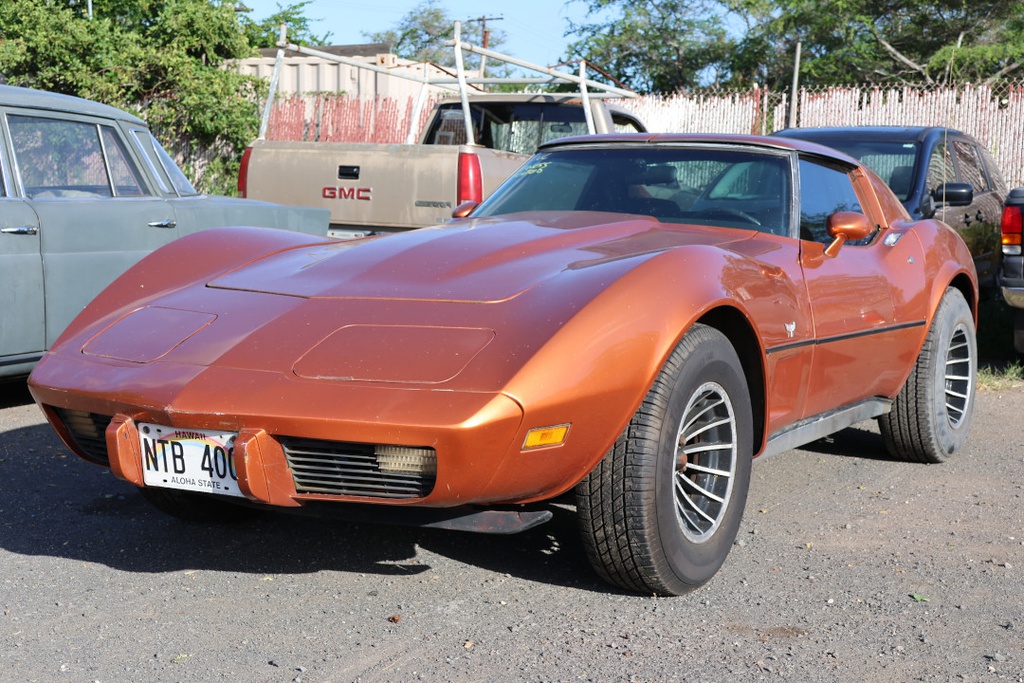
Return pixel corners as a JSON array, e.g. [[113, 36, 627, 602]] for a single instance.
[[879, 287, 976, 463], [575, 324, 753, 596], [140, 487, 256, 523]]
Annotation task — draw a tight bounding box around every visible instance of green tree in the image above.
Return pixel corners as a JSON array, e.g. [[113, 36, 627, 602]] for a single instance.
[[240, 1, 332, 48], [564, 0, 737, 93], [0, 0, 280, 194], [363, 0, 507, 68], [735, 0, 1024, 87]]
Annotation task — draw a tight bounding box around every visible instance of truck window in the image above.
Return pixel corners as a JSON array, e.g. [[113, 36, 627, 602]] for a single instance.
[[612, 113, 645, 133], [424, 103, 593, 155]]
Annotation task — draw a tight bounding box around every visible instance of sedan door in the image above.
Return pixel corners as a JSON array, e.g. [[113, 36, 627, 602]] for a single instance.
[[0, 195, 44, 373], [6, 112, 179, 348]]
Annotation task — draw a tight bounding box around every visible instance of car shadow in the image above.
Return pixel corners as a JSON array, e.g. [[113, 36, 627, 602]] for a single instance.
[[0, 386, 891, 594], [0, 379, 34, 409], [796, 424, 898, 462], [0, 418, 610, 592]]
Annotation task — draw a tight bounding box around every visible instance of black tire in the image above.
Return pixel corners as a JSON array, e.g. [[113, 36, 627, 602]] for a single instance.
[[879, 287, 976, 463], [140, 487, 256, 523], [575, 324, 753, 596]]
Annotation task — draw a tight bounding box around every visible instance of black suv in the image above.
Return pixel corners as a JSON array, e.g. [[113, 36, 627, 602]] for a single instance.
[[773, 126, 1007, 287]]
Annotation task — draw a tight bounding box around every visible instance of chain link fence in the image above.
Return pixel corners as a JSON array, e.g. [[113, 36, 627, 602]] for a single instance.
[[265, 80, 1024, 186]]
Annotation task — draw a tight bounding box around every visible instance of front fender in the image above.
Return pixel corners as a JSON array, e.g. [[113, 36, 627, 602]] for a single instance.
[[489, 246, 766, 501]]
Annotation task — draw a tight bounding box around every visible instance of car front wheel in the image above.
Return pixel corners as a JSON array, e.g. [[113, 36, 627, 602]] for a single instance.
[[576, 324, 753, 596], [879, 287, 976, 463]]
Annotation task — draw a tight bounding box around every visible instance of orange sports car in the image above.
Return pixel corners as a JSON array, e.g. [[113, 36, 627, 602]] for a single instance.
[[29, 134, 978, 596]]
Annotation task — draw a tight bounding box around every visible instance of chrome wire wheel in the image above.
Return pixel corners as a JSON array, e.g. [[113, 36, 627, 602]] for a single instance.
[[674, 381, 738, 543], [944, 322, 973, 429]]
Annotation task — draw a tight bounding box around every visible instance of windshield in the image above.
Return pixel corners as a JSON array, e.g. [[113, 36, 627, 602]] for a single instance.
[[473, 146, 792, 236], [808, 140, 919, 201]]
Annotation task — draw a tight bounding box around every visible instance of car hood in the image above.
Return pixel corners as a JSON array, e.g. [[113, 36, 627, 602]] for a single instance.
[[208, 211, 753, 303]]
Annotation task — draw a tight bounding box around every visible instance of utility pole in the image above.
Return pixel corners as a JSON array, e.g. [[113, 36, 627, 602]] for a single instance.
[[466, 15, 503, 84]]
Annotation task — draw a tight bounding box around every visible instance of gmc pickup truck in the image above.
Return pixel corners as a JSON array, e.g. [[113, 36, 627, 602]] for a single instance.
[[237, 24, 645, 238], [238, 94, 646, 237]]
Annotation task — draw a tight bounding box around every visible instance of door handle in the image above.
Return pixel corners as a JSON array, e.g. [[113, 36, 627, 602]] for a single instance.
[[0, 225, 38, 235], [147, 219, 177, 228]]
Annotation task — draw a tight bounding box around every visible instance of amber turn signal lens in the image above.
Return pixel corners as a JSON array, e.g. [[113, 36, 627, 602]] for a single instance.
[[522, 424, 570, 450]]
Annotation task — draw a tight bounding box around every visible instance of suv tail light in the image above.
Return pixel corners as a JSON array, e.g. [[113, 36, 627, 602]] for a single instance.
[[457, 151, 483, 205], [237, 146, 253, 198]]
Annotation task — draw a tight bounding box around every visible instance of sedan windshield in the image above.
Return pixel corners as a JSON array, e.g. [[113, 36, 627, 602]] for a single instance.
[[473, 146, 792, 236]]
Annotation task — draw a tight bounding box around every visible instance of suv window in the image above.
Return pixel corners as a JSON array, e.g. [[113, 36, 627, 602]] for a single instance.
[[926, 143, 956, 191], [8, 115, 147, 199], [798, 159, 863, 243], [952, 139, 990, 192]]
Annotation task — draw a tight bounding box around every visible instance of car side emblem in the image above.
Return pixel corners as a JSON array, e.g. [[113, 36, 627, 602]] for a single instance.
[[785, 322, 796, 338]]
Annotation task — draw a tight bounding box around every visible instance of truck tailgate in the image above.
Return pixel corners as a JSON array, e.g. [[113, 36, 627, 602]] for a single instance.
[[243, 140, 525, 235]]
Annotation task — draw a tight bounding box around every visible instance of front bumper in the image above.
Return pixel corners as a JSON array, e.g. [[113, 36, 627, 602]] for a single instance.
[[30, 351, 595, 509]]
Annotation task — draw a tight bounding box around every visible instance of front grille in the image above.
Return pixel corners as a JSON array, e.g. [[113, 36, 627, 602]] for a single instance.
[[52, 408, 111, 465], [280, 437, 436, 499]]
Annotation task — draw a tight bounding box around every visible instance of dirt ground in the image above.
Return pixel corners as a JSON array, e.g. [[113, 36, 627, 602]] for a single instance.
[[0, 380, 1022, 682]]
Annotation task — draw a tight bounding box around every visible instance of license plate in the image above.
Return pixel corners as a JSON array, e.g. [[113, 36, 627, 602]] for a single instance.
[[138, 423, 243, 498]]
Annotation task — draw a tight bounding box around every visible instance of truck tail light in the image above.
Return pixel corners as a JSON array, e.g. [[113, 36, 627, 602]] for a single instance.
[[457, 151, 483, 205], [237, 146, 253, 198], [1003, 205, 1023, 247]]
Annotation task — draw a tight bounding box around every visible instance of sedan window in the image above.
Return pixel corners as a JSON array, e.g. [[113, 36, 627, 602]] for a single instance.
[[132, 129, 198, 197], [9, 115, 147, 199]]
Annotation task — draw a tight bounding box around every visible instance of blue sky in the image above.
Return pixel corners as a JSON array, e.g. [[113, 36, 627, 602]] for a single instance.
[[240, 0, 592, 68]]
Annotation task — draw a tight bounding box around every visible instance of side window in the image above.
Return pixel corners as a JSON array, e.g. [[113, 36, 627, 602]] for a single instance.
[[8, 115, 148, 198], [926, 143, 956, 191], [612, 114, 645, 133], [131, 129, 174, 194], [100, 127, 146, 197], [150, 135, 198, 196], [798, 158, 863, 244], [10, 115, 110, 197], [952, 140, 989, 193]]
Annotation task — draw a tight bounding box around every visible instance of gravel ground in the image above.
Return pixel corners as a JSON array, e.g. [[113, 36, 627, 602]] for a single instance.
[[1, 380, 1022, 683]]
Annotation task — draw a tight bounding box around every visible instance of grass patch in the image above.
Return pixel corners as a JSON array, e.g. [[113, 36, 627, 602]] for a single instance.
[[978, 360, 1024, 390]]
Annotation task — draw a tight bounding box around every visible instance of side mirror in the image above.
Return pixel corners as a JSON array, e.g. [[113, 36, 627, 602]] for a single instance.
[[451, 201, 479, 219], [931, 182, 973, 207], [824, 211, 875, 258]]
